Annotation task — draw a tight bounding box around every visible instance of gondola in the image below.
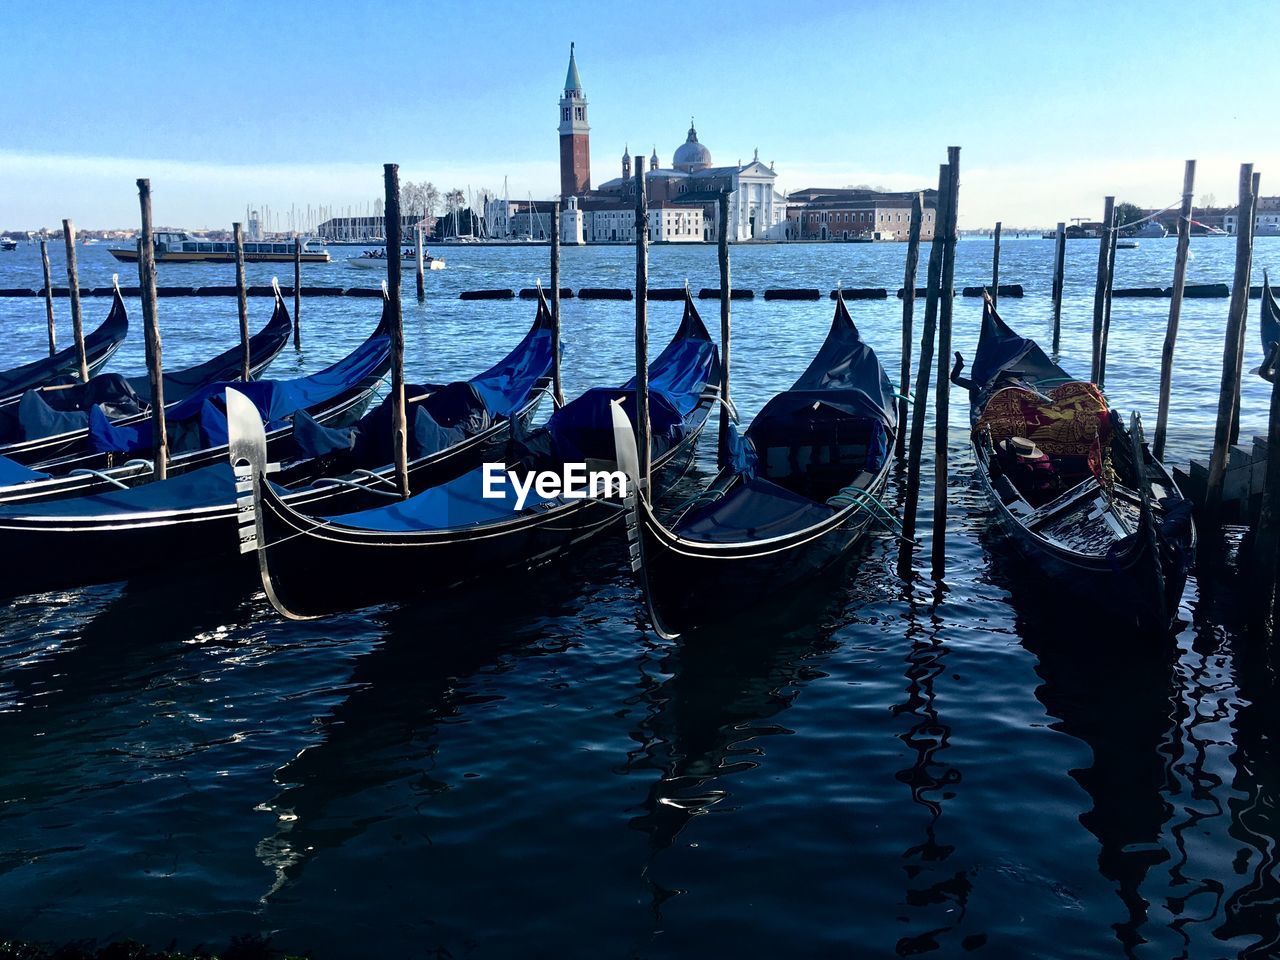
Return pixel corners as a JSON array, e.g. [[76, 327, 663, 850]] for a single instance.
[[950, 295, 1195, 636], [0, 279, 292, 451], [1260, 271, 1278, 381], [233, 290, 721, 619], [0, 290, 395, 506], [0, 292, 556, 597], [0, 280, 128, 405], [611, 293, 898, 639]]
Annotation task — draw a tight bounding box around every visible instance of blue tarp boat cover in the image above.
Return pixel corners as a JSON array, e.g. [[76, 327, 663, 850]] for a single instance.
[[334, 468, 559, 533], [88, 327, 391, 455], [678, 476, 835, 543], [969, 299, 1061, 391], [0, 456, 50, 487]]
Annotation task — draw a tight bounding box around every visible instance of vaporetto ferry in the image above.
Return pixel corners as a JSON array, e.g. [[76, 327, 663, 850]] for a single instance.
[[108, 232, 331, 264]]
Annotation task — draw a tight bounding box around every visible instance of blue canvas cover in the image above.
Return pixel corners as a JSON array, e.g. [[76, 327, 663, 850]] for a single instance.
[[467, 296, 556, 417], [333, 467, 559, 533], [969, 298, 1062, 391], [88, 325, 391, 455], [0, 456, 49, 486], [0, 463, 239, 518], [623, 294, 719, 415], [679, 476, 835, 543], [744, 295, 896, 452]]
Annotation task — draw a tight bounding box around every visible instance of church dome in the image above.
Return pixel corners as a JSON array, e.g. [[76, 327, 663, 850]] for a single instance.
[[672, 121, 712, 172]]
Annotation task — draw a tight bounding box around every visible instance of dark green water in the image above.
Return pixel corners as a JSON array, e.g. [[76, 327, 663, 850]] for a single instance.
[[0, 237, 1278, 958]]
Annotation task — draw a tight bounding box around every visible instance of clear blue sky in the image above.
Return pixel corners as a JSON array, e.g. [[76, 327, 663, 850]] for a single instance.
[[2, 0, 1276, 228]]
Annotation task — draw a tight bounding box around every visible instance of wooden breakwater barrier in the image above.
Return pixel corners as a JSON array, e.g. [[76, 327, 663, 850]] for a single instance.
[[0, 286, 377, 298], [896, 284, 1024, 298], [699, 288, 754, 300], [828, 288, 888, 300], [518, 287, 573, 299], [764, 288, 822, 301], [578, 287, 633, 300], [460, 289, 515, 300]]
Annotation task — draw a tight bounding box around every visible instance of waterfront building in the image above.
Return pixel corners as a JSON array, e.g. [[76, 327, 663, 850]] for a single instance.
[[785, 187, 938, 241], [1224, 196, 1280, 235]]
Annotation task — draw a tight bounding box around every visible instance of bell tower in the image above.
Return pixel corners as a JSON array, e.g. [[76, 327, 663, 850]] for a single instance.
[[558, 42, 591, 198]]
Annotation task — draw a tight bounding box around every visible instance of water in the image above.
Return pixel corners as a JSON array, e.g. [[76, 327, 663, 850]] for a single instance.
[[0, 236, 1279, 958]]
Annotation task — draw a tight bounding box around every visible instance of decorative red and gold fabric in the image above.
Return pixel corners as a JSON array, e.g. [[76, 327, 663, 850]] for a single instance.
[[977, 381, 1110, 458]]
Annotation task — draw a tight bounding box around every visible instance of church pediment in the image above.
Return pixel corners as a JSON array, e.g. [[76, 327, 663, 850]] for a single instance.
[[737, 160, 775, 178]]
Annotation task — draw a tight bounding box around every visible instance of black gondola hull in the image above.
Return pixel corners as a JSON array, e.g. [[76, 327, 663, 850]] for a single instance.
[[631, 461, 892, 638], [253, 405, 709, 619]]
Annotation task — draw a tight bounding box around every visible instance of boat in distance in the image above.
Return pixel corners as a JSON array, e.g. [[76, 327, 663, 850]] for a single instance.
[[109, 232, 330, 263], [346, 249, 445, 270]]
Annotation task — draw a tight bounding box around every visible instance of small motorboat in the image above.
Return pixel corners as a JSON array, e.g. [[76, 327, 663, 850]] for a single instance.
[[346, 249, 445, 270], [1116, 240, 1140, 249], [0, 238, 18, 251]]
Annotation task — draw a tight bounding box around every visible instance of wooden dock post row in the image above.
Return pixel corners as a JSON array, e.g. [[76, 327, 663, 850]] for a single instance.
[[895, 192, 924, 460], [383, 163, 410, 501], [135, 180, 168, 481], [293, 234, 302, 348], [634, 156, 651, 493], [39, 240, 56, 356], [932, 146, 961, 578], [1153, 159, 1197, 463], [551, 201, 565, 407], [62, 218, 88, 381], [233, 222, 251, 381], [899, 160, 953, 565], [717, 189, 732, 464], [1090, 196, 1115, 384], [1202, 163, 1258, 545], [1051, 221, 1066, 355]]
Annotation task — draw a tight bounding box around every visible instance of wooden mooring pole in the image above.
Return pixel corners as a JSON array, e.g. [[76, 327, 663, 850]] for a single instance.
[[1202, 163, 1257, 544], [415, 224, 426, 303], [634, 157, 651, 492], [39, 240, 56, 355], [293, 233, 302, 348], [1091, 196, 1115, 383], [990, 220, 1001, 308], [717, 189, 732, 463], [1230, 171, 1263, 447], [1051, 221, 1066, 355], [932, 147, 961, 577], [233, 222, 250, 381], [384, 163, 410, 500], [62, 219, 88, 381], [1098, 212, 1119, 388], [1153, 160, 1196, 463], [550, 201, 565, 406], [896, 192, 924, 460], [899, 162, 952, 561], [135, 180, 168, 481]]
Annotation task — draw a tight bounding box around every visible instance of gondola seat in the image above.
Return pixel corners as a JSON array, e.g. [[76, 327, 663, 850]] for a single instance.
[[977, 381, 1111, 503]]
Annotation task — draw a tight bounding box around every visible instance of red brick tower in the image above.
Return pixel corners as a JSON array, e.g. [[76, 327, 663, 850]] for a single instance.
[[558, 43, 591, 199]]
